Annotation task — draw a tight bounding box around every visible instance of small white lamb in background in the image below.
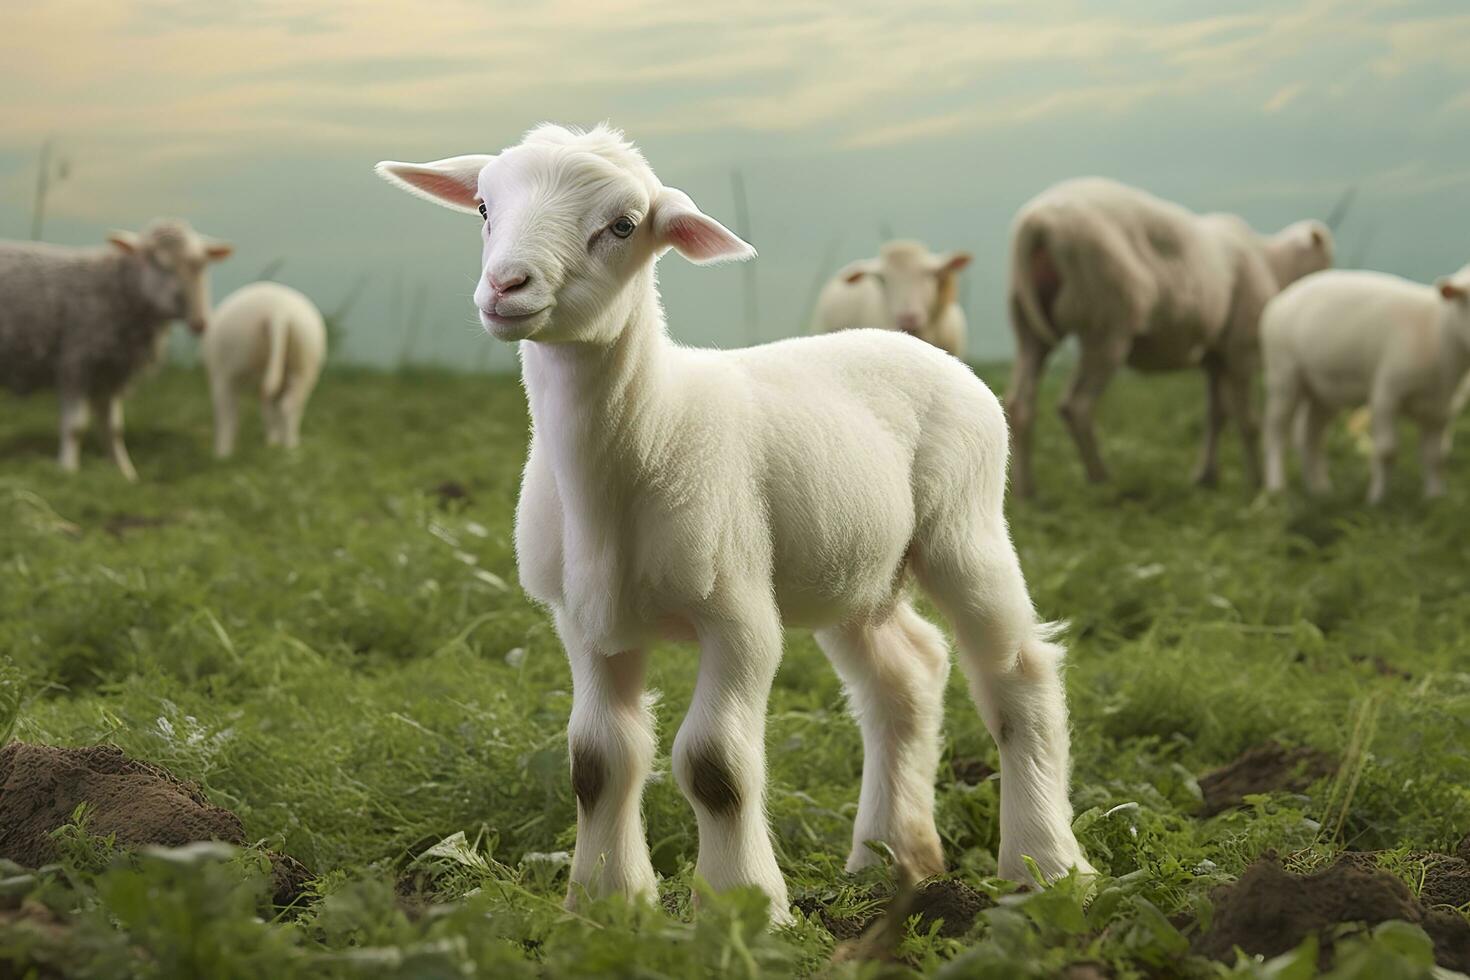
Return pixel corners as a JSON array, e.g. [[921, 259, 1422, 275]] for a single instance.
[[1262, 265, 1470, 503], [201, 281, 327, 457], [377, 124, 1092, 923], [814, 240, 971, 358]]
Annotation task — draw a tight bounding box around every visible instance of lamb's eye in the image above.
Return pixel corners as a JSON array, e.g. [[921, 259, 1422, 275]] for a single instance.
[[611, 216, 637, 239], [477, 202, 487, 220]]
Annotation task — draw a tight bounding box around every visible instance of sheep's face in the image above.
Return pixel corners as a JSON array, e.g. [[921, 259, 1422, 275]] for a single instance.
[[378, 124, 755, 345], [108, 220, 233, 334], [1266, 220, 1334, 289], [1438, 264, 1470, 344], [841, 242, 970, 342]]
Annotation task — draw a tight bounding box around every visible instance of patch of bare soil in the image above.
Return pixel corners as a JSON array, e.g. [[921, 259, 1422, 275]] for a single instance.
[[101, 513, 173, 538], [432, 480, 471, 507], [1193, 856, 1470, 972], [1197, 741, 1337, 817], [949, 757, 996, 785], [797, 878, 990, 942], [0, 743, 309, 907], [1337, 850, 1470, 911]]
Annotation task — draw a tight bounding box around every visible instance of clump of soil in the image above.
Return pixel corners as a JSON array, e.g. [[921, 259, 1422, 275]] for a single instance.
[[1197, 741, 1337, 817], [0, 743, 309, 907], [432, 480, 471, 507], [797, 878, 990, 941], [949, 757, 996, 785], [1337, 850, 1470, 911], [1194, 856, 1470, 972], [102, 513, 173, 538]]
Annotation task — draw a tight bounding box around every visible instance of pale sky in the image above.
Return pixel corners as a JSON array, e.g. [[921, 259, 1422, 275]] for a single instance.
[[2, 0, 1467, 368]]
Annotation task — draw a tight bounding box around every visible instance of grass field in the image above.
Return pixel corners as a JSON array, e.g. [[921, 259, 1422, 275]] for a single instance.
[[3, 362, 1469, 978]]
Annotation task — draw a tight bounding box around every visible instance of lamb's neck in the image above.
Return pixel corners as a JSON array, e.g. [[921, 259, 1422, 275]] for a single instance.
[[107, 254, 173, 336], [520, 290, 673, 488]]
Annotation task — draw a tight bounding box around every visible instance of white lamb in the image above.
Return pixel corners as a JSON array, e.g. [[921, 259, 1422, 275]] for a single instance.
[[814, 240, 972, 357], [376, 124, 1092, 922], [1262, 266, 1470, 503], [201, 281, 327, 457]]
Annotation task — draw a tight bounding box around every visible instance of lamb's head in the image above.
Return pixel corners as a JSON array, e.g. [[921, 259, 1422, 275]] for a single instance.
[[1437, 263, 1470, 345], [1263, 220, 1334, 289], [839, 240, 970, 341], [377, 123, 755, 344], [107, 219, 233, 334]]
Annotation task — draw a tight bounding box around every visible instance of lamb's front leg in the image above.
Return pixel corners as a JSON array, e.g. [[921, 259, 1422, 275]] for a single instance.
[[674, 599, 790, 922], [559, 612, 657, 908]]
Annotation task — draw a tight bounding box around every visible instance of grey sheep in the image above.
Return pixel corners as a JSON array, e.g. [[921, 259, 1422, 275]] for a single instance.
[[0, 220, 232, 480]]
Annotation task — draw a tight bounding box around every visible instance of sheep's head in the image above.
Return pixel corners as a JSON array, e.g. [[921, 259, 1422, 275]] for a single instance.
[[839, 240, 970, 341], [1438, 264, 1470, 345], [108, 219, 233, 334], [1265, 220, 1334, 289], [377, 123, 755, 344]]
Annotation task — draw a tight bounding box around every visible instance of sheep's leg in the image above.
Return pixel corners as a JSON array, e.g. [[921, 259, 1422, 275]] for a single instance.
[[57, 393, 90, 473], [1058, 334, 1127, 485], [814, 600, 949, 879], [211, 374, 240, 458], [914, 529, 1092, 884], [674, 599, 789, 921], [1297, 399, 1335, 495], [560, 613, 657, 908], [1004, 302, 1055, 499], [1192, 356, 1226, 487], [261, 398, 284, 447], [1367, 393, 1400, 505], [276, 378, 312, 450], [1263, 367, 1301, 494], [93, 395, 138, 483], [1420, 418, 1448, 500], [1220, 360, 1262, 487]]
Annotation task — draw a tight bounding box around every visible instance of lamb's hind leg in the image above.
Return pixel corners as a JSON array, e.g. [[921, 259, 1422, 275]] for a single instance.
[[914, 527, 1091, 883], [674, 596, 789, 921], [57, 392, 90, 473], [558, 612, 658, 909], [815, 600, 950, 879]]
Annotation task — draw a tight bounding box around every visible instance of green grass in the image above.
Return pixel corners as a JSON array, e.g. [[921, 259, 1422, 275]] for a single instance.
[[2, 363, 1469, 978]]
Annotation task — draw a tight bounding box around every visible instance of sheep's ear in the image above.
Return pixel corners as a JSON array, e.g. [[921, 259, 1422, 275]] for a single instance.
[[1439, 279, 1467, 302], [375, 155, 494, 214], [1310, 225, 1328, 249], [652, 187, 755, 265], [841, 259, 878, 284], [204, 239, 234, 262], [935, 251, 972, 275], [107, 231, 141, 254]]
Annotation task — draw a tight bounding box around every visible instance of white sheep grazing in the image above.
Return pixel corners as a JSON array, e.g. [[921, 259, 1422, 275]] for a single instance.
[[377, 124, 1092, 922], [1006, 178, 1334, 498], [815, 240, 972, 357], [201, 281, 327, 457], [1262, 266, 1470, 503]]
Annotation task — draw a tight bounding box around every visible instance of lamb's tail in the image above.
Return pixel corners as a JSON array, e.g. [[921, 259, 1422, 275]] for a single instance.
[[261, 313, 290, 400], [1009, 215, 1063, 348]]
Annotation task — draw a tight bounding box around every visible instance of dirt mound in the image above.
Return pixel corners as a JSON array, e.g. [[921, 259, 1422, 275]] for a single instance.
[[1337, 850, 1470, 910], [1197, 741, 1337, 817], [798, 878, 990, 941], [0, 743, 309, 907], [1194, 856, 1470, 972]]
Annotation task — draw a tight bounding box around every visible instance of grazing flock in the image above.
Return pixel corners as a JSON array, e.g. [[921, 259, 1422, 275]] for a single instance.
[[1, 122, 1467, 925]]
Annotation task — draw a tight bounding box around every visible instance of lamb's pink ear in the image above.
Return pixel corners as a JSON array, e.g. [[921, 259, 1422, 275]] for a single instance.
[[1439, 279, 1467, 302], [652, 187, 755, 265], [374, 154, 495, 214], [840, 259, 878, 284], [936, 251, 972, 274], [107, 231, 141, 254], [204, 239, 233, 262]]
